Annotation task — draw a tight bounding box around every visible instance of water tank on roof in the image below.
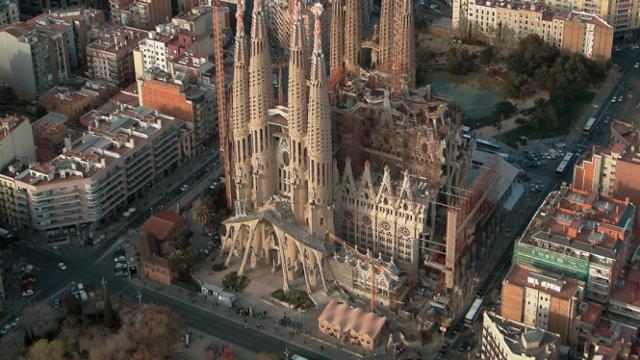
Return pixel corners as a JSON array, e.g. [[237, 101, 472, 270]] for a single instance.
[[149, 31, 156, 40]]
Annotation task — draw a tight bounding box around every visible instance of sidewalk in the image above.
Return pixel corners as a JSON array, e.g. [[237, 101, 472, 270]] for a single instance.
[[130, 277, 365, 359]]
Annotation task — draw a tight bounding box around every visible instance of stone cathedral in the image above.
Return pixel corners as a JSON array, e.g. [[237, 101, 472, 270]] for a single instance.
[[222, 0, 472, 296]]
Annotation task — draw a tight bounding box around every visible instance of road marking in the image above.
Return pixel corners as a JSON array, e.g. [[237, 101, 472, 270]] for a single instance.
[[93, 238, 124, 266], [136, 283, 349, 359]]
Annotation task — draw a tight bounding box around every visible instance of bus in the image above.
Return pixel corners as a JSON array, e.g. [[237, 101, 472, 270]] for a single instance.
[[465, 297, 483, 326], [555, 152, 574, 177], [475, 138, 501, 152], [583, 117, 597, 135]]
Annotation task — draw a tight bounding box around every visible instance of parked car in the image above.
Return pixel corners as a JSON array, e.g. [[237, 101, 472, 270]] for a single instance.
[[22, 289, 34, 297], [57, 262, 67, 270]]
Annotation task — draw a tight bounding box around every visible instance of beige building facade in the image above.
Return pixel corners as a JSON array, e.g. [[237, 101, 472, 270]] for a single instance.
[[0, 106, 193, 237], [461, 1, 612, 60]]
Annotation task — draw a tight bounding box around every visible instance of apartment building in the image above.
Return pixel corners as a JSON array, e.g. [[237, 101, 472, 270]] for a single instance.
[[34, 8, 106, 69], [87, 26, 147, 87], [513, 186, 635, 303], [481, 312, 561, 360], [501, 264, 584, 344], [171, 5, 214, 33], [136, 23, 214, 75], [110, 0, 134, 25], [31, 113, 71, 162], [574, 122, 640, 209], [0, 106, 193, 237], [139, 71, 216, 151], [0, 1, 19, 26], [608, 264, 640, 326], [0, 116, 35, 229], [39, 87, 96, 122], [127, 0, 171, 30], [0, 22, 72, 98], [458, 1, 613, 60], [545, 0, 640, 37]]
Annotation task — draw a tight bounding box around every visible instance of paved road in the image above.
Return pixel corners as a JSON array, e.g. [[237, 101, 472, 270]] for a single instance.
[[7, 148, 340, 359], [440, 47, 640, 359], [12, 244, 332, 360]]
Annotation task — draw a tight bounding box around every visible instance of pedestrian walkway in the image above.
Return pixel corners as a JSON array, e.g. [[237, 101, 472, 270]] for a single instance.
[[130, 277, 365, 359], [177, 328, 256, 360]]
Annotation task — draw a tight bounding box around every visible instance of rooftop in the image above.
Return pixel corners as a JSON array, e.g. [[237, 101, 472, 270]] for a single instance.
[[610, 266, 640, 308], [0, 115, 28, 143], [87, 26, 147, 54], [521, 186, 634, 257], [567, 10, 613, 28], [484, 311, 560, 359], [140, 211, 184, 241], [10, 105, 177, 186], [611, 120, 640, 146], [318, 300, 387, 340], [39, 87, 93, 109], [505, 264, 582, 300]]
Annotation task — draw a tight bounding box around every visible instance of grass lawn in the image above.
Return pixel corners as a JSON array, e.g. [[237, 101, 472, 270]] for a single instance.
[[497, 92, 595, 147]]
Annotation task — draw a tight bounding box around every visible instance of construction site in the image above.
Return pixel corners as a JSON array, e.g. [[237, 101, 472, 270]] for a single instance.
[[209, 0, 519, 347]]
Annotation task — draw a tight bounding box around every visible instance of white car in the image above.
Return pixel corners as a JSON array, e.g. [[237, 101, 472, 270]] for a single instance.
[[21, 289, 34, 297], [57, 262, 67, 270], [611, 98, 616, 103]]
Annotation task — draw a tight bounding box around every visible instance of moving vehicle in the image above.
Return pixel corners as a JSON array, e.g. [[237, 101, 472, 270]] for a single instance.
[[583, 117, 597, 135], [465, 297, 483, 326], [555, 152, 575, 177]]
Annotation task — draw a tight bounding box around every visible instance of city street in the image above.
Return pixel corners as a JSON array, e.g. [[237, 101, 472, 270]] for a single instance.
[[439, 45, 640, 359], [3, 148, 353, 359]]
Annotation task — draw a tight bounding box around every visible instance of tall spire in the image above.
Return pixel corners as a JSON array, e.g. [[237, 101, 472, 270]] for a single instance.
[[288, 0, 308, 223], [249, 0, 276, 207], [232, 0, 249, 137], [329, 0, 345, 75], [306, 3, 334, 238], [392, 0, 416, 92], [378, 0, 394, 71], [232, 0, 253, 207], [343, 0, 361, 75]]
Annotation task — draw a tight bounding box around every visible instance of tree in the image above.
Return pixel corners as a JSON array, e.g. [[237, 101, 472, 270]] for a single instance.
[[168, 247, 197, 279], [26, 339, 64, 360], [445, 48, 474, 75], [479, 46, 495, 66], [23, 304, 62, 338], [119, 304, 185, 360], [494, 101, 517, 119]]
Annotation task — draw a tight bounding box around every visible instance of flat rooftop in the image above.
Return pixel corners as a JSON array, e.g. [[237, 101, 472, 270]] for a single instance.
[[521, 186, 634, 257], [485, 311, 559, 359], [12, 105, 176, 186], [0, 115, 28, 142], [505, 263, 582, 300]]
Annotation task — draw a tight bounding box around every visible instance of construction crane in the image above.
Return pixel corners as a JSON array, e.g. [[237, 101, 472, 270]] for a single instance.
[[328, 233, 385, 312], [209, 0, 236, 209]]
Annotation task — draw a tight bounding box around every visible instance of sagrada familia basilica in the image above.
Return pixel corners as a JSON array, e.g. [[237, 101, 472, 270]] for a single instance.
[[221, 0, 506, 303]]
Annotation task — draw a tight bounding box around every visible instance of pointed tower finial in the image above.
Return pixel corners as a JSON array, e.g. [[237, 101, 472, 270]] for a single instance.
[[236, 0, 245, 34], [312, 3, 324, 54]]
